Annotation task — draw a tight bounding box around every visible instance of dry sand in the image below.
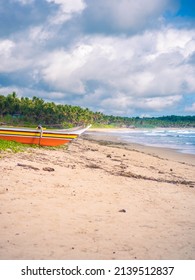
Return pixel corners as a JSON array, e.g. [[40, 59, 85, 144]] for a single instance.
[[0, 133, 195, 260]]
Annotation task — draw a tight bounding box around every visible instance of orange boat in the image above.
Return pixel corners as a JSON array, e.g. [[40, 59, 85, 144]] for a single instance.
[[0, 125, 91, 146]]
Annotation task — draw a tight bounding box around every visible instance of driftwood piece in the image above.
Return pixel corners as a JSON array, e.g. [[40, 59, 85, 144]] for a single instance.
[[42, 167, 55, 172], [17, 163, 40, 171]]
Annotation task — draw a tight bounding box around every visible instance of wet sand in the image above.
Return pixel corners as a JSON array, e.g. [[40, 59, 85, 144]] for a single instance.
[[0, 133, 195, 260]]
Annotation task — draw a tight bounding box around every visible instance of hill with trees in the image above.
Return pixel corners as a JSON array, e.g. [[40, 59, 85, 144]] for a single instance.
[[0, 93, 195, 128]]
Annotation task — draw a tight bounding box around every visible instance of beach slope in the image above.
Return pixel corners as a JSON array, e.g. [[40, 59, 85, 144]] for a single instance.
[[0, 137, 195, 260]]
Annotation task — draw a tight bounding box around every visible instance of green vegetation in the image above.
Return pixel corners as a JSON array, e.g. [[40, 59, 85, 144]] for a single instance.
[[0, 92, 195, 128], [0, 139, 27, 153], [0, 138, 67, 154]]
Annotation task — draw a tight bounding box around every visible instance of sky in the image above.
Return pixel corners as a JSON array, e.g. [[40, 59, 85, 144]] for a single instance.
[[0, 0, 195, 117]]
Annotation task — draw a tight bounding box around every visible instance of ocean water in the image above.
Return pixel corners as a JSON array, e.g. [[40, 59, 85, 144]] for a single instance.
[[90, 129, 195, 155]]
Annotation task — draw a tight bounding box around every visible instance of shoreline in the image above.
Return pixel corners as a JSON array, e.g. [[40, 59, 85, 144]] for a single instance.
[[0, 136, 195, 260], [84, 131, 195, 165], [89, 127, 195, 132]]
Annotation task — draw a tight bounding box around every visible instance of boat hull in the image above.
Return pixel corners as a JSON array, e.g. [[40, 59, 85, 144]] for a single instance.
[[0, 134, 73, 146], [0, 126, 90, 146]]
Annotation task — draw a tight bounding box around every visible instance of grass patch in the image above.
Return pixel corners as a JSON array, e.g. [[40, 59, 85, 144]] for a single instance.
[[0, 139, 28, 153], [0, 139, 68, 154]]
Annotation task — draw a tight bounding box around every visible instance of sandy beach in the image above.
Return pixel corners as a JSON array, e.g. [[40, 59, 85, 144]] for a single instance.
[[0, 132, 195, 260]]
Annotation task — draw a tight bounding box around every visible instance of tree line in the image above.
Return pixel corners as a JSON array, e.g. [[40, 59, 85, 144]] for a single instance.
[[0, 92, 195, 128]]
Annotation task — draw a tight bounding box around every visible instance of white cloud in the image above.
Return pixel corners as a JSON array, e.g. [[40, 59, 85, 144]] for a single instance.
[[40, 27, 195, 102], [84, 0, 178, 33], [46, 0, 86, 24], [156, 28, 195, 58], [41, 46, 92, 93], [108, 0, 169, 29], [0, 0, 194, 116], [0, 39, 15, 57], [97, 95, 182, 114], [1, 24, 195, 114], [138, 95, 182, 111], [185, 102, 195, 113], [49, 0, 86, 14], [29, 26, 53, 42], [0, 39, 34, 72]]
